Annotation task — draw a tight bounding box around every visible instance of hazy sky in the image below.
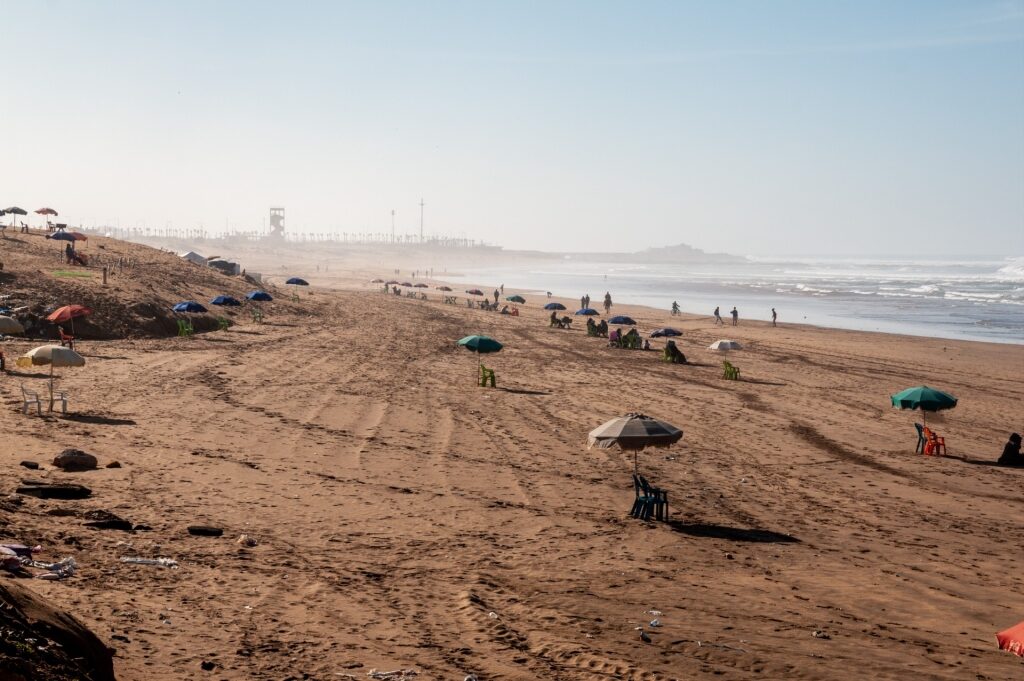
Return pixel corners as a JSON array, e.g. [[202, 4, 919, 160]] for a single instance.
[[3, 1, 1023, 256]]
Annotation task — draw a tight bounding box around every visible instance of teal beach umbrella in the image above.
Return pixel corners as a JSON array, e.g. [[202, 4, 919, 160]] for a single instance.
[[456, 335, 503, 353], [890, 385, 957, 426], [505, 295, 526, 304]]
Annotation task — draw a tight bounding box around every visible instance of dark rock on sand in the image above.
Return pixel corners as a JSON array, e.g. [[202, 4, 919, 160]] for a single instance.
[[105, 461, 122, 469], [187, 525, 224, 537], [19, 461, 39, 470], [83, 510, 133, 532], [52, 449, 98, 472], [17, 483, 92, 500], [0, 579, 116, 681]]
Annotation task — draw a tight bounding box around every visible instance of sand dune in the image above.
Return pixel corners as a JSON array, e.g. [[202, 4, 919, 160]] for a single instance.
[[2, 279, 1023, 679]]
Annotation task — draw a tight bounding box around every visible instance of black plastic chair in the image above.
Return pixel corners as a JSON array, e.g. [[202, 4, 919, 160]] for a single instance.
[[914, 423, 925, 453]]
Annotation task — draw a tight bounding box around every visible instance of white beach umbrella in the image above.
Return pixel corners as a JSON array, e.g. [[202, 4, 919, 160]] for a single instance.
[[0, 316, 25, 334], [16, 345, 85, 411], [708, 339, 742, 351]]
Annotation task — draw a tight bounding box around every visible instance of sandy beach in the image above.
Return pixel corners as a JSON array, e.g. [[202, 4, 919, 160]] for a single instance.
[[2, 255, 1023, 679]]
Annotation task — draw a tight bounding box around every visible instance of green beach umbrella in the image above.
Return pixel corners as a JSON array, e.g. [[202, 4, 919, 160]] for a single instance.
[[457, 335, 503, 385], [456, 335, 503, 353], [505, 295, 526, 304], [890, 385, 957, 427]]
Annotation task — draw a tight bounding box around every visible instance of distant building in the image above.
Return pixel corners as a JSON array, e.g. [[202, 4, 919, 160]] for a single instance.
[[179, 251, 207, 266]]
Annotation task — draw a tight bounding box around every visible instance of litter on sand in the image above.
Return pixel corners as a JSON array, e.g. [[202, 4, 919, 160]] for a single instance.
[[121, 557, 179, 568], [367, 669, 418, 680], [29, 557, 78, 580]]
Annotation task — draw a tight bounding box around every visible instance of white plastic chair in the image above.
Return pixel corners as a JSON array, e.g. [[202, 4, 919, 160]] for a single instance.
[[21, 385, 42, 416], [52, 390, 69, 414]]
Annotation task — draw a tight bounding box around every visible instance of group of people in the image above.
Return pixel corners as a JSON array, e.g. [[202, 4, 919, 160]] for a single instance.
[[579, 292, 614, 314], [710, 305, 778, 327]]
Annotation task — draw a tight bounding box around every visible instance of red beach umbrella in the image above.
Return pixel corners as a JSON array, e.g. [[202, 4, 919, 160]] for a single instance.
[[35, 207, 58, 216], [47, 305, 93, 324], [997, 620, 1024, 657]]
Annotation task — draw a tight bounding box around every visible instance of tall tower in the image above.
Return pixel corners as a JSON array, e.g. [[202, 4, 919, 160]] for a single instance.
[[269, 207, 285, 239]]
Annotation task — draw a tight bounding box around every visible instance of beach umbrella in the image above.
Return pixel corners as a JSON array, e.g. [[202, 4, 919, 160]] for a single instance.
[[506, 295, 526, 304], [575, 308, 599, 316], [46, 231, 76, 242], [385, 280, 399, 285], [35, 207, 58, 216], [371, 279, 384, 284], [437, 285, 453, 291], [16, 344, 85, 412], [997, 620, 1024, 657], [47, 305, 92, 324], [466, 289, 484, 296], [0, 316, 25, 334], [401, 282, 413, 287], [890, 385, 957, 427], [650, 328, 682, 338], [544, 302, 566, 310], [609, 315, 636, 325], [457, 334, 503, 384], [286, 277, 309, 286], [173, 301, 207, 313], [210, 295, 242, 306], [4, 206, 26, 226], [246, 291, 273, 302], [588, 413, 683, 474], [708, 339, 742, 351], [456, 335, 503, 353], [67, 232, 88, 241], [414, 283, 429, 288]]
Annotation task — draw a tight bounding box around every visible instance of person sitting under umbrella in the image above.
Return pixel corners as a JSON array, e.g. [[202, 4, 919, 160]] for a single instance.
[[609, 328, 622, 347], [998, 433, 1022, 466]]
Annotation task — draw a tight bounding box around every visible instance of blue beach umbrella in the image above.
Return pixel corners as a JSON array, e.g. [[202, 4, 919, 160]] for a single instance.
[[247, 291, 273, 302], [210, 295, 242, 307], [286, 277, 309, 286], [544, 302, 566, 310], [46, 232, 76, 242], [575, 308, 599, 316], [608, 315, 636, 325], [650, 328, 682, 338], [173, 301, 207, 313]]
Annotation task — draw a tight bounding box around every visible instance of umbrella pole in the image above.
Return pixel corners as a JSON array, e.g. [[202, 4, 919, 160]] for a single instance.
[[49, 364, 54, 412]]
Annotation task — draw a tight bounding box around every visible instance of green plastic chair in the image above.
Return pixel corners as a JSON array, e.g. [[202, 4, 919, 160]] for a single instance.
[[479, 365, 496, 388], [722, 360, 740, 380], [177, 319, 193, 337]]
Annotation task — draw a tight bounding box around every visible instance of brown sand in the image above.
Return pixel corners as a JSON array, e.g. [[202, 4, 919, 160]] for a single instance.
[[2, 268, 1024, 679]]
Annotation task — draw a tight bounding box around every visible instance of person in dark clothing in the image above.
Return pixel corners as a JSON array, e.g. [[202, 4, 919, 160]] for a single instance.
[[65, 243, 74, 264], [998, 433, 1023, 466]]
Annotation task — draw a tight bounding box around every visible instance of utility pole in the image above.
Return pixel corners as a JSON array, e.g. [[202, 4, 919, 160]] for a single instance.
[[391, 209, 395, 243], [419, 198, 425, 242]]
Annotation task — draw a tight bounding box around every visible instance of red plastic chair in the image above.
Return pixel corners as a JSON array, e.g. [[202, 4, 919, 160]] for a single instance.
[[923, 427, 946, 456]]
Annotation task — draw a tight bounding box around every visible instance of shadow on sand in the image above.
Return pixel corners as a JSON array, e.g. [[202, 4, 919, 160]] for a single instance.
[[60, 413, 136, 426], [668, 521, 800, 543], [498, 387, 550, 396]]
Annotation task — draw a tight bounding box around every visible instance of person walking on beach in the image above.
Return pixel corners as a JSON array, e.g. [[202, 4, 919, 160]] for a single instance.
[[580, 295, 586, 310], [671, 301, 680, 316], [771, 308, 777, 327], [500, 283, 504, 294], [604, 292, 612, 314], [493, 289, 499, 304], [731, 307, 738, 326], [713, 306, 723, 325], [584, 294, 590, 309]]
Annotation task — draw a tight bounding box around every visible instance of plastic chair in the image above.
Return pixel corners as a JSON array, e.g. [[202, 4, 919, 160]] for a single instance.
[[58, 328, 75, 350], [722, 360, 740, 380], [923, 426, 946, 456], [479, 365, 496, 388], [914, 423, 925, 453], [176, 319, 194, 337], [52, 390, 69, 415], [21, 385, 42, 416], [633, 474, 669, 521]]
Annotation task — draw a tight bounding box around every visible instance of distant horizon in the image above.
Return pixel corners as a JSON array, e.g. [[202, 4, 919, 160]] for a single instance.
[[3, 1, 1022, 256]]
